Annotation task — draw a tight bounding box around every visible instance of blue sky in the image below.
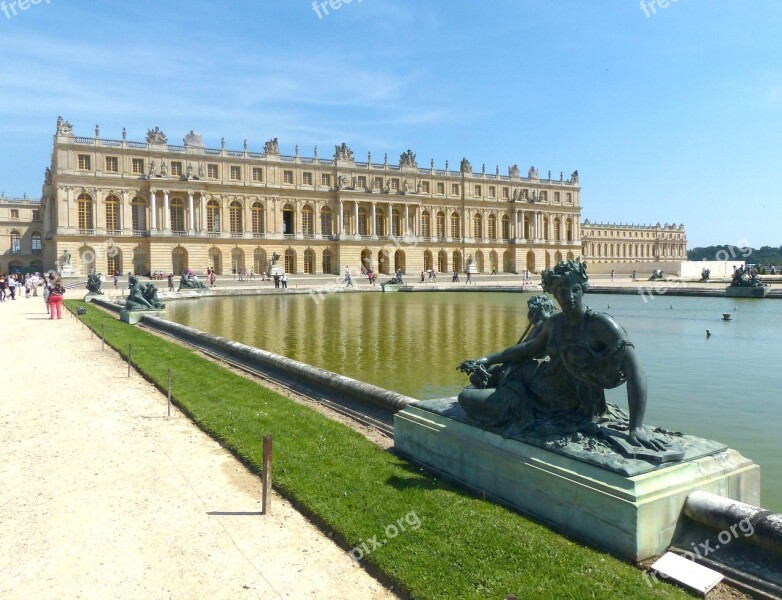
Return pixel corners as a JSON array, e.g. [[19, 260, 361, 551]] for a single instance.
[[0, 0, 780, 248]]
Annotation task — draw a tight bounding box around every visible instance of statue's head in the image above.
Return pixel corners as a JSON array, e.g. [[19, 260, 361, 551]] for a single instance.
[[129, 275, 138, 286], [541, 260, 589, 295], [526, 294, 556, 322]]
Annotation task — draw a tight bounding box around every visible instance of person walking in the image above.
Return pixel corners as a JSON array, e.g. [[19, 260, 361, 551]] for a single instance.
[[113, 271, 119, 290], [47, 274, 65, 319], [611, 269, 615, 282], [168, 273, 174, 292], [466, 271, 472, 284], [281, 273, 288, 289]]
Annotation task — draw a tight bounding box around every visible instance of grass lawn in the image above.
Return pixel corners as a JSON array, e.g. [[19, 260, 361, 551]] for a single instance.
[[67, 299, 691, 599]]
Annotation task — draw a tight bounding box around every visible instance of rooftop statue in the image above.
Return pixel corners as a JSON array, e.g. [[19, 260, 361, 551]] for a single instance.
[[56, 116, 73, 136], [399, 149, 417, 168], [334, 142, 354, 161], [508, 164, 520, 179], [264, 138, 280, 155], [528, 166, 539, 179], [146, 127, 168, 145], [460, 158, 472, 173], [457, 260, 684, 464], [86, 272, 103, 294]]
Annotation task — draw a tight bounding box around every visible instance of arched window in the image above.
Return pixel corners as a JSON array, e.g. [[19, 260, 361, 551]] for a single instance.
[[77, 193, 93, 231], [229, 201, 243, 235], [131, 196, 147, 232], [251, 202, 265, 236], [208, 247, 222, 273], [207, 200, 220, 233], [322, 249, 332, 273], [421, 211, 431, 238], [358, 207, 368, 236], [172, 246, 187, 275], [423, 250, 433, 271], [501, 215, 510, 240], [303, 248, 315, 274], [436, 211, 445, 240], [284, 248, 296, 273], [542, 217, 549, 241], [107, 247, 122, 275], [473, 214, 482, 239], [254, 248, 267, 273], [231, 247, 244, 272], [566, 219, 573, 242], [302, 205, 314, 237], [554, 218, 561, 241], [31, 231, 42, 253], [392, 209, 401, 237], [320, 206, 332, 236], [375, 208, 385, 237], [437, 250, 448, 273], [105, 195, 120, 232], [10, 230, 21, 254], [170, 198, 185, 233], [450, 212, 460, 239], [487, 214, 497, 240]]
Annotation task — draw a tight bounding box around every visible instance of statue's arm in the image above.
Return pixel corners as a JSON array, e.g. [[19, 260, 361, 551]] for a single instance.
[[483, 323, 549, 366], [622, 347, 647, 432]]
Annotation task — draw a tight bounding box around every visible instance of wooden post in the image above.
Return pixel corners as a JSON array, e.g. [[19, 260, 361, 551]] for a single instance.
[[262, 434, 273, 514], [167, 368, 172, 418], [127, 344, 132, 378]]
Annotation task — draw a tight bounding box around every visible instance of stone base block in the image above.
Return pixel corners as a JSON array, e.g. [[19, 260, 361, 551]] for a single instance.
[[120, 308, 166, 324], [394, 402, 760, 562], [83, 293, 105, 303]]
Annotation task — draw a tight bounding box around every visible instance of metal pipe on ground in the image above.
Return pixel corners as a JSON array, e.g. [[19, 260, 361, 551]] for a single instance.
[[684, 490, 782, 554]]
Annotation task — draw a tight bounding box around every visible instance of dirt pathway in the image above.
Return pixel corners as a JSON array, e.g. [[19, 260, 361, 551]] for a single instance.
[[0, 296, 396, 600]]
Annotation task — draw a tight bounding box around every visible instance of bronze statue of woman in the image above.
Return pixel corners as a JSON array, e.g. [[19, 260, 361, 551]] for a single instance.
[[458, 260, 666, 451]]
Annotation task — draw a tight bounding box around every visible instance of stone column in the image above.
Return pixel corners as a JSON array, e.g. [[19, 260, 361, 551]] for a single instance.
[[199, 193, 206, 233], [417, 204, 422, 238], [163, 190, 170, 232], [339, 200, 344, 236], [404, 203, 410, 237], [314, 201, 321, 237], [387, 202, 392, 237], [187, 192, 195, 233], [150, 190, 157, 231], [371, 202, 377, 238], [353, 201, 359, 236]]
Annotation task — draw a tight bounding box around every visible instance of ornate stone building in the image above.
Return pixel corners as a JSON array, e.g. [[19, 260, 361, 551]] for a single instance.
[[38, 120, 583, 276], [0, 195, 44, 273], [580, 220, 687, 264]]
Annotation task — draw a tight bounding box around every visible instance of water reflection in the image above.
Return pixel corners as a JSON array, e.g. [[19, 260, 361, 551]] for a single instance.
[[167, 291, 782, 511]]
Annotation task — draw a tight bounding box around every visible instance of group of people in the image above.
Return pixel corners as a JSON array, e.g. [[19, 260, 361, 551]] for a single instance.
[[0, 271, 65, 319]]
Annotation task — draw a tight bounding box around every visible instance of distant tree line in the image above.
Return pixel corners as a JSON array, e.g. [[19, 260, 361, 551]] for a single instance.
[[688, 245, 782, 268]]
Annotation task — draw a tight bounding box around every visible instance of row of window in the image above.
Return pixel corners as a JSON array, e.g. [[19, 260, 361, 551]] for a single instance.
[[8, 230, 42, 254], [73, 193, 575, 241], [584, 242, 686, 259], [586, 229, 684, 240], [3, 208, 40, 220], [73, 154, 574, 202]]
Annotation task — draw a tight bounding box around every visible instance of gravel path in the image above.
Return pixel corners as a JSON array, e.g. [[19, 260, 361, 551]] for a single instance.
[[0, 295, 396, 600]]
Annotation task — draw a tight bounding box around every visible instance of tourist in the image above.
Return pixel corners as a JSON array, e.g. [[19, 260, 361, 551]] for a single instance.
[[632, 270, 637, 281], [452, 270, 459, 283], [396, 268, 404, 284], [168, 273, 174, 292], [273, 274, 280, 288], [47, 274, 65, 319], [281, 273, 288, 289], [249, 268, 255, 280], [457, 260, 664, 450], [611, 269, 615, 282], [345, 267, 353, 288], [466, 271, 472, 284], [420, 271, 425, 283]]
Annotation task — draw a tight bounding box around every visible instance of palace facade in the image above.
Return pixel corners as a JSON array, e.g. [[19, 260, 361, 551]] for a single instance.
[[37, 120, 584, 277], [0, 195, 44, 274], [580, 220, 687, 264]]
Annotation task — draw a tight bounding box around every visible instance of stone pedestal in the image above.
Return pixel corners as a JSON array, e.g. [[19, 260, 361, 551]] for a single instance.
[[466, 264, 478, 274], [394, 399, 760, 562], [120, 308, 166, 325], [270, 265, 284, 276], [83, 293, 105, 303], [60, 265, 77, 278]]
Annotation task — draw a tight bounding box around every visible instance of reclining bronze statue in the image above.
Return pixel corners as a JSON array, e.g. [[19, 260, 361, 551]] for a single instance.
[[178, 272, 207, 290], [457, 260, 684, 465], [125, 276, 165, 310], [86, 272, 103, 294]]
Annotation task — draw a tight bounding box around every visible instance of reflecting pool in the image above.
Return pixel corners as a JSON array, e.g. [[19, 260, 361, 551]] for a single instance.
[[167, 291, 782, 510]]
